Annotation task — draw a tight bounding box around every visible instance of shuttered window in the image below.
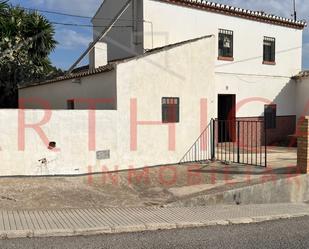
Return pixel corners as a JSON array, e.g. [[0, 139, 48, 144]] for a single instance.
[[162, 97, 179, 123], [264, 104, 277, 129], [67, 99, 75, 110], [218, 29, 233, 58], [263, 37, 276, 63]]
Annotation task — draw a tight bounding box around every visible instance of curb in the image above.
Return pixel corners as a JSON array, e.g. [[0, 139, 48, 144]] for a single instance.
[[0, 213, 308, 239]]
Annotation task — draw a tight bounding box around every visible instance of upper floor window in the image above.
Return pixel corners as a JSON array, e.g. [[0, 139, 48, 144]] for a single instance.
[[162, 97, 179, 123], [218, 29, 233, 60], [263, 37, 276, 65]]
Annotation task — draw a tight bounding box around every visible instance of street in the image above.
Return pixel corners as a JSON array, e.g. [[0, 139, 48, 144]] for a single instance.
[[0, 216, 308, 249]]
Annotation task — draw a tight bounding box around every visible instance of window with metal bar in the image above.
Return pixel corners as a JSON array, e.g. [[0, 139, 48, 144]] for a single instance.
[[263, 37, 276, 64], [162, 97, 179, 123], [218, 29, 233, 59]]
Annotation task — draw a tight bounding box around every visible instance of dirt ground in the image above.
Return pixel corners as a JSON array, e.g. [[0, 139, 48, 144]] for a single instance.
[[0, 147, 298, 210]]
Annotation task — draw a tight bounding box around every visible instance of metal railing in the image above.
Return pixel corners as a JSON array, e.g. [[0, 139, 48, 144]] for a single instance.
[[179, 122, 214, 163], [180, 119, 267, 167]]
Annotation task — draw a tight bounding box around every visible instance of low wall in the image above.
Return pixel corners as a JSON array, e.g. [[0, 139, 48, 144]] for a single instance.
[[0, 110, 118, 176]]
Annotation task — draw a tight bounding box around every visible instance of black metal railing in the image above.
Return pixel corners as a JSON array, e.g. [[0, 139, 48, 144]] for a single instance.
[[180, 119, 267, 167], [179, 122, 213, 163], [214, 119, 267, 167]]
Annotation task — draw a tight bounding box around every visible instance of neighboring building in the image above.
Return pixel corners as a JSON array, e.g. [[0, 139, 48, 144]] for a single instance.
[[15, 0, 309, 175]]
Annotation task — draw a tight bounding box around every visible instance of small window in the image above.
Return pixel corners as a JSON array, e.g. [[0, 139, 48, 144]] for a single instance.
[[67, 99, 75, 110], [218, 29, 233, 59], [263, 37, 276, 64], [162, 97, 179, 123], [264, 104, 277, 129]]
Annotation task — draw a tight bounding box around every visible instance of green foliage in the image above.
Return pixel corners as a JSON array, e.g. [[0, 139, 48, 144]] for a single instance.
[[0, 1, 60, 107]]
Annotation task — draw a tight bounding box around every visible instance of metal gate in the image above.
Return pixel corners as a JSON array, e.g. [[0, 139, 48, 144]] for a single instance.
[[180, 119, 267, 167]]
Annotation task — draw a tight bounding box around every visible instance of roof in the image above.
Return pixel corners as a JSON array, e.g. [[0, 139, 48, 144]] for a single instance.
[[158, 0, 307, 29], [292, 71, 309, 80], [114, 35, 214, 64], [20, 35, 213, 89], [19, 64, 114, 89]]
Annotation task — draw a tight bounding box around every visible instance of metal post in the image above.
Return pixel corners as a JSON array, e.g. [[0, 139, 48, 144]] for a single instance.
[[293, 0, 297, 21], [211, 119, 216, 160], [237, 121, 240, 163], [264, 122, 267, 167]]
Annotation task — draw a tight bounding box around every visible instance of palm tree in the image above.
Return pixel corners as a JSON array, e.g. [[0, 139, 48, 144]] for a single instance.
[[0, 2, 58, 107]]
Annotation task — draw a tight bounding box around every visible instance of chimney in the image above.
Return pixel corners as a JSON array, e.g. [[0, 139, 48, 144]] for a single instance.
[[89, 41, 108, 69]]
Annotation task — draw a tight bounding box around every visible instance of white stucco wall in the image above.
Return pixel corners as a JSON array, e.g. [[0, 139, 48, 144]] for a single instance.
[[142, 0, 302, 118], [143, 0, 303, 76], [0, 110, 117, 176], [215, 73, 296, 117], [9, 36, 216, 176], [19, 70, 117, 110], [114, 36, 216, 168], [295, 78, 309, 118]]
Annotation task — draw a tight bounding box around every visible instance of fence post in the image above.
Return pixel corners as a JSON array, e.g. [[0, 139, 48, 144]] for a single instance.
[[211, 119, 216, 160], [237, 121, 240, 163], [264, 121, 267, 167], [297, 116, 309, 173]]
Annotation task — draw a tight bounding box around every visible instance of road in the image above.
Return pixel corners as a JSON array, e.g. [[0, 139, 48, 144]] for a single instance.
[[0, 216, 309, 249]]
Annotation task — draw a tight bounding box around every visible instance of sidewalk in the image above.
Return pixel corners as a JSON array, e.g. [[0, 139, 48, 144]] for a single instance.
[[0, 203, 308, 239]]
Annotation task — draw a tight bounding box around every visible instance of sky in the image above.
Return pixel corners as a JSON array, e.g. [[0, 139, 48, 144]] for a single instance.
[[9, 0, 309, 70]]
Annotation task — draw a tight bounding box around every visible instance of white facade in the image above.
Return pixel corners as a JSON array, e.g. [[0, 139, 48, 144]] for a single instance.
[[92, 0, 304, 118], [17, 36, 215, 176], [15, 1, 308, 176], [20, 69, 117, 110], [295, 76, 309, 117]]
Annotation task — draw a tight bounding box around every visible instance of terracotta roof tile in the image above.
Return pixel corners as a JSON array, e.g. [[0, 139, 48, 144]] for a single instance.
[[19, 64, 115, 89], [159, 0, 307, 29]]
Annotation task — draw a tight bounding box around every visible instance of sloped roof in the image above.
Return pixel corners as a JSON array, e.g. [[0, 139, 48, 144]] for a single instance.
[[20, 35, 213, 89], [159, 0, 307, 29], [19, 64, 115, 89]]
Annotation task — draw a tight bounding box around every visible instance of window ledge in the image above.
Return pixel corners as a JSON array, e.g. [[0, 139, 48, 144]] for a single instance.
[[218, 56, 234, 61], [263, 61, 276, 65]]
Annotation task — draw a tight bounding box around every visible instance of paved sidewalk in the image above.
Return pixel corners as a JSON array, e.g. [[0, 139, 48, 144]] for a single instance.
[[0, 203, 308, 239]]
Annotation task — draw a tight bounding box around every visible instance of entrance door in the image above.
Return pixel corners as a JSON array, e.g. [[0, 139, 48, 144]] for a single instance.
[[218, 94, 236, 142]]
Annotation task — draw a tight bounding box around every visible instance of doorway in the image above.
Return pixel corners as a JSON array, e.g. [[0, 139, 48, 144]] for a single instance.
[[218, 94, 236, 142]]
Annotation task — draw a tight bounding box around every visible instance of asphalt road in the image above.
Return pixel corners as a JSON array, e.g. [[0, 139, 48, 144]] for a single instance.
[[1, 216, 309, 249]]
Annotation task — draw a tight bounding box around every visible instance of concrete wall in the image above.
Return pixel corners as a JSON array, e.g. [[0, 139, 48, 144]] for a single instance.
[[295, 77, 309, 118], [114, 36, 216, 168], [0, 110, 118, 176], [19, 70, 117, 110], [92, 0, 144, 61]]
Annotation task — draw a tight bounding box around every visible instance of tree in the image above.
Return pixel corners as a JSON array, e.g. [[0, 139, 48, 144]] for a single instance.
[[0, 1, 59, 107]]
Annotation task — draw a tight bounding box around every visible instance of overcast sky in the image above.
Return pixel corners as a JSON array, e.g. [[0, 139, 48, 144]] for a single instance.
[[9, 0, 309, 70]]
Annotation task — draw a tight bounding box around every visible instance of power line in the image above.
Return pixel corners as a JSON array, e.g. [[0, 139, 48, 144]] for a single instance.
[[51, 21, 132, 28], [12, 5, 144, 22], [1, 11, 133, 28]]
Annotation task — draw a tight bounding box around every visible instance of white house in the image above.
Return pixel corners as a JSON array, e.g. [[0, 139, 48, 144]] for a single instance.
[[14, 0, 309, 176]]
